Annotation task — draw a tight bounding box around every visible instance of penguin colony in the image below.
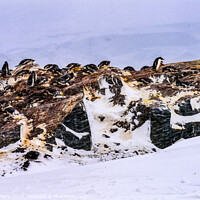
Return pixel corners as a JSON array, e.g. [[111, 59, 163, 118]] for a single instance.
[[0, 57, 165, 87], [0, 59, 111, 87], [123, 57, 165, 72]]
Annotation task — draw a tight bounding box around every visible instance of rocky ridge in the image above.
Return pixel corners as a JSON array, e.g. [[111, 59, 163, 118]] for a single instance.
[[1, 59, 200, 174]]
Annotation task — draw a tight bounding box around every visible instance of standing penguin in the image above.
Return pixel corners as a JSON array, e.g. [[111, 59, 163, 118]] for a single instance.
[[152, 57, 164, 72], [2, 61, 10, 77], [27, 71, 37, 86]]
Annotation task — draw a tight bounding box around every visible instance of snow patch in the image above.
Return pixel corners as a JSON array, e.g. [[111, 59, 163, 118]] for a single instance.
[[60, 123, 89, 139], [190, 97, 200, 110]]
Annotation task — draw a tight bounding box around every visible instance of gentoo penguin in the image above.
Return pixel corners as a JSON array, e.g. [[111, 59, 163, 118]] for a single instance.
[[81, 68, 90, 75], [27, 71, 37, 86], [1, 61, 10, 77], [13, 59, 41, 76], [162, 65, 177, 72], [98, 61, 110, 69], [141, 66, 150, 70], [85, 64, 98, 71], [81, 64, 98, 74], [18, 59, 35, 66], [44, 64, 59, 71], [123, 66, 135, 71], [152, 57, 164, 72], [44, 64, 62, 76], [66, 63, 81, 71]]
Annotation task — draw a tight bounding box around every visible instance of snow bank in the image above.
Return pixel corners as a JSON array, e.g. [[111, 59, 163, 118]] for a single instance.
[[0, 136, 200, 200]]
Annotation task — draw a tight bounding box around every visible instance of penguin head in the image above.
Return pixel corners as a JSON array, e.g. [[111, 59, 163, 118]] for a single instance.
[[44, 64, 59, 72], [4, 61, 8, 66], [66, 63, 81, 71], [85, 64, 98, 70], [98, 60, 111, 69], [158, 57, 164, 65], [157, 57, 164, 61], [44, 64, 53, 70], [123, 66, 135, 71]]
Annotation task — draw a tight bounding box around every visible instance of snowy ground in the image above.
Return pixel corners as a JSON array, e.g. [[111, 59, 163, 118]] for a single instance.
[[0, 137, 200, 200], [0, 0, 200, 69]]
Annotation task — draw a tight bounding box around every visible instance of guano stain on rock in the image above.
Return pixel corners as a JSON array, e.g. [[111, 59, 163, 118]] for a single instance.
[[0, 59, 200, 153]]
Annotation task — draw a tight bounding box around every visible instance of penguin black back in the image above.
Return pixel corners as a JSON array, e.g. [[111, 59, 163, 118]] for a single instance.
[[66, 63, 81, 70], [44, 64, 62, 75], [44, 64, 59, 71], [85, 64, 98, 71], [18, 59, 35, 66], [81, 64, 98, 74], [141, 66, 150, 70], [98, 61, 111, 69], [2, 61, 10, 77], [162, 65, 177, 72], [123, 66, 135, 71]]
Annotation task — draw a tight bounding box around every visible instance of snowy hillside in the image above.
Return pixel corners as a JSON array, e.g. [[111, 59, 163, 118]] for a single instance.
[[0, 137, 200, 200], [1, 1, 200, 199], [0, 0, 200, 68]]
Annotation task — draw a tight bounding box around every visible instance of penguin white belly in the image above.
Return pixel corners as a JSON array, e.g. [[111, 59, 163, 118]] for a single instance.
[[156, 59, 161, 71]]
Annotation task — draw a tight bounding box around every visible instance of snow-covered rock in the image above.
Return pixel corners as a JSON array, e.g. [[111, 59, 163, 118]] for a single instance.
[[1, 59, 200, 174]]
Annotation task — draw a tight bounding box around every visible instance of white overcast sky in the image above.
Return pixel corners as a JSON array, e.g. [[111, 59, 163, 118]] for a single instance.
[[0, 0, 200, 68]]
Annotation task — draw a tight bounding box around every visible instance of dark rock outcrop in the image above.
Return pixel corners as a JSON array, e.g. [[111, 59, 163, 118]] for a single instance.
[[151, 108, 174, 149], [0, 126, 20, 148], [54, 102, 92, 150], [1, 59, 200, 153], [175, 99, 199, 116], [151, 108, 200, 149]]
